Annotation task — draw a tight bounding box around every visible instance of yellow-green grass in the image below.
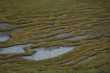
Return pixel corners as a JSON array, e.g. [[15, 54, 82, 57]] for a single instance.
[[0, 0, 110, 73]]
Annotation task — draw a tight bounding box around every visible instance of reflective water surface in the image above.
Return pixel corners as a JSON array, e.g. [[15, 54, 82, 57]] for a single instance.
[[0, 34, 10, 42], [22, 46, 74, 61], [0, 44, 32, 54]]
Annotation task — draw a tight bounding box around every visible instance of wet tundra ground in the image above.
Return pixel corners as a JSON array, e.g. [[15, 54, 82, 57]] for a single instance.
[[0, 0, 110, 73]]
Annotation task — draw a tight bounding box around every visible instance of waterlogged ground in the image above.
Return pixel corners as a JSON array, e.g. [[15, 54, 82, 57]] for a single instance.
[[0, 0, 110, 73]]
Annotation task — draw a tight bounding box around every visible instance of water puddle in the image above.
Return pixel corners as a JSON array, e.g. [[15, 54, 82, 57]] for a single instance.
[[0, 44, 32, 54], [53, 33, 89, 41], [0, 22, 12, 30], [22, 46, 74, 61], [0, 34, 10, 42], [53, 33, 73, 39], [66, 35, 88, 41]]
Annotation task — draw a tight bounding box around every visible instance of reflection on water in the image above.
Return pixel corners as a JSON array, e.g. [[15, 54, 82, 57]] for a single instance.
[[0, 34, 10, 42], [22, 46, 74, 61], [0, 44, 32, 54]]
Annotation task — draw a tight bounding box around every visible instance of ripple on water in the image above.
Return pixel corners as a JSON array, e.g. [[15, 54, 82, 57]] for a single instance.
[[0, 44, 32, 54], [22, 46, 74, 61]]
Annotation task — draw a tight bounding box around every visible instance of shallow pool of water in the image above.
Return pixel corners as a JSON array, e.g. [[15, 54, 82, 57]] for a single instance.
[[0, 34, 10, 42], [0, 44, 32, 54], [22, 46, 74, 61]]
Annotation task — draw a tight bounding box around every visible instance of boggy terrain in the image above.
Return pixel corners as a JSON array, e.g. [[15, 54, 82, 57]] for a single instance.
[[0, 0, 110, 73]]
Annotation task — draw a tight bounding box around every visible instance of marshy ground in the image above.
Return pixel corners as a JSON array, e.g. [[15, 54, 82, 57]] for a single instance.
[[0, 0, 110, 73]]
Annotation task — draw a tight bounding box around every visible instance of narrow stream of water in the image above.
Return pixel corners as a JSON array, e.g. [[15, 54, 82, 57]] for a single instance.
[[0, 44, 31, 54], [22, 46, 74, 61]]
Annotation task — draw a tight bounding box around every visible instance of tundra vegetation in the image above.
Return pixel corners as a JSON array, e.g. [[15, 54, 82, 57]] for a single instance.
[[0, 0, 110, 73]]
